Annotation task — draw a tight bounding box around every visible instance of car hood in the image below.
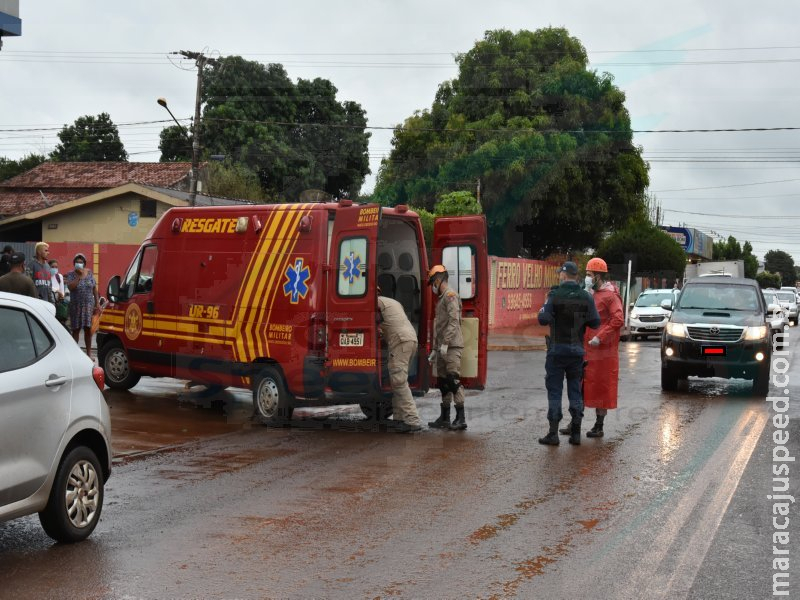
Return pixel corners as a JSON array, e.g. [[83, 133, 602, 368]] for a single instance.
[[632, 306, 668, 316], [670, 308, 765, 327]]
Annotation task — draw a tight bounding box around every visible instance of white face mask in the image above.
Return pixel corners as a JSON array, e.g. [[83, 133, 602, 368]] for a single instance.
[[75, 262, 85, 270], [585, 275, 593, 289], [432, 284, 440, 295]]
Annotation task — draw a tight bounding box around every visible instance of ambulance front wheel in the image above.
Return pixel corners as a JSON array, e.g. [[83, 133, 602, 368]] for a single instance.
[[253, 366, 293, 423], [99, 339, 141, 390]]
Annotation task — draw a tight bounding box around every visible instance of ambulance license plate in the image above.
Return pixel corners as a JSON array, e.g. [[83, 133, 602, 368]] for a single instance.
[[339, 333, 364, 347]]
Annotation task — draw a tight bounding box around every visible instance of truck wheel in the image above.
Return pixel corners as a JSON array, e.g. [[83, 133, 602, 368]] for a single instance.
[[253, 366, 293, 423], [39, 446, 104, 543], [360, 398, 393, 421], [99, 339, 141, 390], [660, 364, 679, 391]]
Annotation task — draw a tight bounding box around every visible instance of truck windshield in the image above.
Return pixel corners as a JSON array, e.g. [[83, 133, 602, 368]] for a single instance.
[[677, 283, 759, 311], [635, 292, 674, 307]]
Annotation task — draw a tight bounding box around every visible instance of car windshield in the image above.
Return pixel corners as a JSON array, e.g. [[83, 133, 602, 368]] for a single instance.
[[678, 283, 759, 311], [776, 292, 795, 302], [635, 292, 675, 307]]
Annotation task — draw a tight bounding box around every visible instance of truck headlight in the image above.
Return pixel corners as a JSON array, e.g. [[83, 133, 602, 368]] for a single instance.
[[744, 325, 768, 340], [666, 323, 687, 338]]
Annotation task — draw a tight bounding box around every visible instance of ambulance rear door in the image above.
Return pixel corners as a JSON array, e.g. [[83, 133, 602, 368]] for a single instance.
[[431, 215, 488, 389], [326, 202, 380, 395]]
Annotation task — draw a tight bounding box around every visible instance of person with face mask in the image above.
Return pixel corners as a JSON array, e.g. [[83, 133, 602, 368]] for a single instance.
[[65, 253, 100, 358], [426, 264, 468, 430], [561, 257, 624, 439], [48, 258, 69, 327], [29, 241, 54, 303]]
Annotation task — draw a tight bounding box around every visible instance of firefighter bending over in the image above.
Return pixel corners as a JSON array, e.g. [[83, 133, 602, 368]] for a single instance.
[[427, 265, 467, 431], [377, 294, 423, 433]]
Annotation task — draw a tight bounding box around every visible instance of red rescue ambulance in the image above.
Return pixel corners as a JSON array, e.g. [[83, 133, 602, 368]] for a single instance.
[[97, 200, 487, 422]]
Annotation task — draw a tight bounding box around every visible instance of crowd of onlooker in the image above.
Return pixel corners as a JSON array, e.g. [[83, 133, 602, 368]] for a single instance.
[[0, 243, 101, 357]]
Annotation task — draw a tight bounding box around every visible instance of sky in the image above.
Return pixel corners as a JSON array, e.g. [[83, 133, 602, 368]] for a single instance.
[[1, 1, 799, 263]]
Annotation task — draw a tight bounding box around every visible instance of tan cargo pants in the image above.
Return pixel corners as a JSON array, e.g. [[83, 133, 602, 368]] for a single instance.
[[436, 347, 464, 407], [389, 340, 422, 427]]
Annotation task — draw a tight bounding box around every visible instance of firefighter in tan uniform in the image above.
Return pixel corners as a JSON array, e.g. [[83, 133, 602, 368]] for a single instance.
[[378, 295, 423, 432], [427, 265, 467, 431]]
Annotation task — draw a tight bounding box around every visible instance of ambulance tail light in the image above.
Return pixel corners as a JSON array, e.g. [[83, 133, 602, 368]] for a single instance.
[[309, 313, 327, 354]]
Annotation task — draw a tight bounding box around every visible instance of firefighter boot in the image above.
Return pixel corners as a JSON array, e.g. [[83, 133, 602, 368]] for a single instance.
[[587, 414, 605, 438], [538, 421, 560, 445], [450, 405, 467, 430], [569, 419, 582, 445], [428, 403, 451, 429]]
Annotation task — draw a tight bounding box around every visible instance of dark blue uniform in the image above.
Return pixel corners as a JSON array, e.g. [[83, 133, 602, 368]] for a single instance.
[[538, 281, 601, 423]]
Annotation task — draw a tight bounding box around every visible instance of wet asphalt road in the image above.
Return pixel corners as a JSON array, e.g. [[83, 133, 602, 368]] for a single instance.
[[1, 333, 798, 599]]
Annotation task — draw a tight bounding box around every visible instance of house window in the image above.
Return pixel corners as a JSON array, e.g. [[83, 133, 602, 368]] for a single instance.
[[140, 199, 157, 218]]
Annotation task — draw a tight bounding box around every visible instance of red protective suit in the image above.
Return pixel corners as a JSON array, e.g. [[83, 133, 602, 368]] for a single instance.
[[583, 281, 625, 409]]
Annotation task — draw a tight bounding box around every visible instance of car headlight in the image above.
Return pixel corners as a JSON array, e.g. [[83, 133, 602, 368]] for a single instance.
[[666, 323, 687, 338], [744, 325, 768, 340], [630, 310, 639, 320]]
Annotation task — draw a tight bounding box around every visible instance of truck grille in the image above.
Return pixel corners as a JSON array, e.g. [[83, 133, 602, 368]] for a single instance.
[[686, 326, 744, 342], [639, 315, 665, 323]]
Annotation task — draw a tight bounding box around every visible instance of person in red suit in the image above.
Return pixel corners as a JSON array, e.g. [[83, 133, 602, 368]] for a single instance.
[[561, 257, 624, 438]]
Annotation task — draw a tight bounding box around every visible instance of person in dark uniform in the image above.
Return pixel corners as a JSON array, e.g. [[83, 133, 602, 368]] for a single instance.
[[537, 261, 600, 446]]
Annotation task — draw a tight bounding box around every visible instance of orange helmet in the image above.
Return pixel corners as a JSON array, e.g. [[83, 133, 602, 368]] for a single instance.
[[586, 257, 608, 273], [428, 264, 447, 283]]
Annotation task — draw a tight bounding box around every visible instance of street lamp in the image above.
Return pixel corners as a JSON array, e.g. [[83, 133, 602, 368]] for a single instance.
[[157, 97, 198, 206]]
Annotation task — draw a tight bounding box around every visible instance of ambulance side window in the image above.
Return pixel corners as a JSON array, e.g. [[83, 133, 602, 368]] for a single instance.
[[124, 245, 158, 296], [338, 237, 368, 297], [442, 245, 475, 300]]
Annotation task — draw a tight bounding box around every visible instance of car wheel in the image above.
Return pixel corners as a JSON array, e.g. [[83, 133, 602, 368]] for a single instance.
[[752, 365, 770, 396], [99, 339, 141, 390], [39, 446, 104, 543], [253, 366, 293, 423], [661, 364, 679, 391]]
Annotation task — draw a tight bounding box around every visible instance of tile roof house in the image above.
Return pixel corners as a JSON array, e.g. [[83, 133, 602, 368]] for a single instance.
[[0, 161, 250, 244], [0, 161, 195, 217]]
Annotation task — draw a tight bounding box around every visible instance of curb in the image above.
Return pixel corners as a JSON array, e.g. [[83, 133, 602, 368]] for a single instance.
[[488, 343, 547, 351]]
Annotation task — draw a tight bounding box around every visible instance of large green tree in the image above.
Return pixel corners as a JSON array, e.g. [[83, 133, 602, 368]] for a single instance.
[[764, 249, 796, 286], [0, 153, 47, 182], [373, 28, 649, 257], [50, 113, 128, 162], [162, 57, 371, 200], [597, 217, 686, 279]]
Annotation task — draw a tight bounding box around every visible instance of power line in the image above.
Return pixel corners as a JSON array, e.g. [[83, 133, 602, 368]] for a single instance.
[[651, 178, 800, 192]]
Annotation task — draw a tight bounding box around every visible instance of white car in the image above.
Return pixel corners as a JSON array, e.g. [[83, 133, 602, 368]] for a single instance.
[[0, 292, 112, 543], [628, 288, 681, 340], [763, 290, 789, 338], [775, 289, 798, 325]]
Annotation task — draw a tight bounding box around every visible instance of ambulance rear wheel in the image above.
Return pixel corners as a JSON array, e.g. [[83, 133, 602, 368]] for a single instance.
[[360, 398, 393, 421], [253, 366, 293, 423], [99, 340, 141, 390]]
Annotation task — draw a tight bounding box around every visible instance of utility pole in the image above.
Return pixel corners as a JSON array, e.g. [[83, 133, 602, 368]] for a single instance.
[[171, 50, 220, 206]]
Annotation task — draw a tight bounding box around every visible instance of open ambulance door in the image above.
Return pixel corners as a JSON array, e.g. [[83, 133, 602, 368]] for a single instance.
[[432, 215, 488, 389], [325, 202, 380, 395]]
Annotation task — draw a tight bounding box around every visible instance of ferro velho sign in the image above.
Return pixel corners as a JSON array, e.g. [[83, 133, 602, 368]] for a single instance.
[[488, 256, 560, 330]]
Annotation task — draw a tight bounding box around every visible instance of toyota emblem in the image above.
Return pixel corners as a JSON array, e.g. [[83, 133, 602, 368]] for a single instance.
[[709, 326, 720, 335]]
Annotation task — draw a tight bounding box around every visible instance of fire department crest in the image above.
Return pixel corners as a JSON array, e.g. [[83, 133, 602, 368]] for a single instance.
[[283, 258, 311, 304], [124, 303, 143, 341]]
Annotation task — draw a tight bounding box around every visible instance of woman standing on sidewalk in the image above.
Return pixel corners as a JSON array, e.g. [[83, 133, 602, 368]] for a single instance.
[[65, 252, 100, 357]]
